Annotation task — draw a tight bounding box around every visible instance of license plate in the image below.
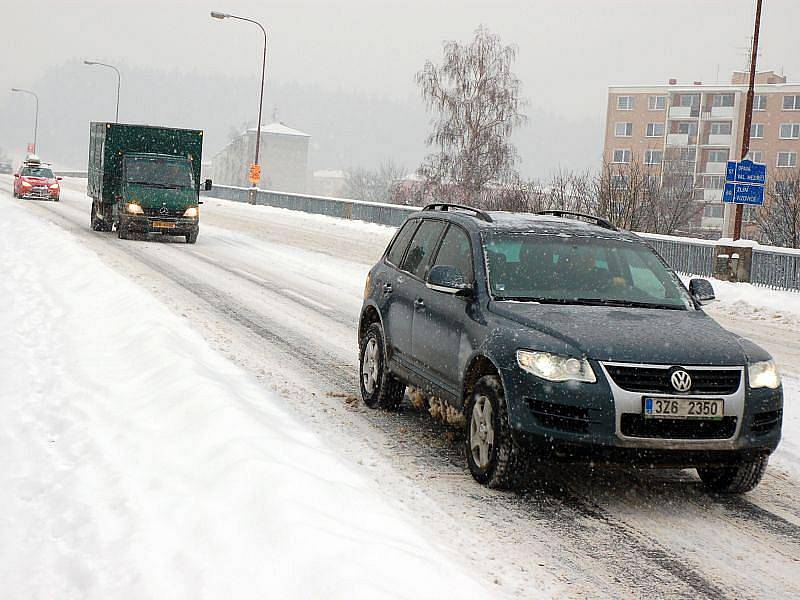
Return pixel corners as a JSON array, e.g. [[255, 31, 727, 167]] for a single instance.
[[152, 221, 175, 229], [643, 397, 723, 420]]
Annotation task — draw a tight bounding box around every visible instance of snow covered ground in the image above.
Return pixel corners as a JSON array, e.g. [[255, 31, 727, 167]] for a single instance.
[[0, 199, 494, 599]]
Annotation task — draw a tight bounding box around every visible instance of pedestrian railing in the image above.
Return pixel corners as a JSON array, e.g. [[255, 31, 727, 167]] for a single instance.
[[636, 234, 716, 278], [750, 248, 800, 291]]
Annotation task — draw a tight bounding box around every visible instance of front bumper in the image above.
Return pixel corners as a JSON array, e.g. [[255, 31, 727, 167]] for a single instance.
[[121, 214, 198, 234], [20, 187, 58, 200], [500, 360, 783, 467]]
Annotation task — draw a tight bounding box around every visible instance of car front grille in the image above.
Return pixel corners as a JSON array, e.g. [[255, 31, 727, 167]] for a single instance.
[[144, 207, 184, 218], [620, 414, 737, 440], [604, 365, 741, 395]]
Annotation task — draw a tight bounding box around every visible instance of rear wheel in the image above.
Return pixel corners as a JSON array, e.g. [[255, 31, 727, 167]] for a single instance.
[[90, 202, 111, 231], [697, 456, 769, 494], [466, 375, 525, 489], [359, 323, 405, 409]]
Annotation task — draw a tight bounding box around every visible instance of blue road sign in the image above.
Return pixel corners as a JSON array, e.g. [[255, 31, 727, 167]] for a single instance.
[[726, 159, 766, 185], [723, 182, 765, 205]]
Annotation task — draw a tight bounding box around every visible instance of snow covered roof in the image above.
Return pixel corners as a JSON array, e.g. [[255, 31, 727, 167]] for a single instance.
[[247, 122, 310, 138]]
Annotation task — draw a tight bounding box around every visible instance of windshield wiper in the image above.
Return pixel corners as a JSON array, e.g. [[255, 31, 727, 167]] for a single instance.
[[573, 298, 685, 310]]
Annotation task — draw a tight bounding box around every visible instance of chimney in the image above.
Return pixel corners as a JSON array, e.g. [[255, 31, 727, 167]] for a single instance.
[[669, 78, 677, 85]]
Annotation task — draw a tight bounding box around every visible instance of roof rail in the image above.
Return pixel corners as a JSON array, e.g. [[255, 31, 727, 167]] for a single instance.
[[536, 210, 617, 231], [422, 203, 493, 223]]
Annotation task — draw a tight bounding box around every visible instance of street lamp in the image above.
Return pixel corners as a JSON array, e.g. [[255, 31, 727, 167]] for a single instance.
[[211, 10, 267, 203], [10, 88, 39, 154], [84, 60, 121, 122]]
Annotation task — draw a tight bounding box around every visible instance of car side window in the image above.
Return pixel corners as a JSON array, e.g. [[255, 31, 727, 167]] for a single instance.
[[386, 220, 419, 267], [401, 220, 445, 279], [431, 225, 474, 284]]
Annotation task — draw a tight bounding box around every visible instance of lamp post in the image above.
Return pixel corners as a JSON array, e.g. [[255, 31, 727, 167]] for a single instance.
[[10, 88, 39, 154], [211, 10, 267, 203], [84, 60, 121, 122]]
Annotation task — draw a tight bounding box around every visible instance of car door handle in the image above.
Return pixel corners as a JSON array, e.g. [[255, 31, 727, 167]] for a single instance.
[[414, 298, 425, 310], [383, 283, 393, 294]]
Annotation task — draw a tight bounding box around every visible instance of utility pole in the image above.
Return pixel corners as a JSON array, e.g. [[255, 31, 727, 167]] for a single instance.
[[84, 61, 122, 122], [732, 0, 763, 240], [10, 88, 39, 153]]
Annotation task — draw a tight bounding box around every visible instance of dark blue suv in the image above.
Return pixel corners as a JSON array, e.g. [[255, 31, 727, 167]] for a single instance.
[[358, 204, 783, 493]]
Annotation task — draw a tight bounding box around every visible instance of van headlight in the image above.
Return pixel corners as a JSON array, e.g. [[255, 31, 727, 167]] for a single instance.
[[748, 360, 781, 389], [517, 350, 596, 383], [125, 203, 144, 214], [183, 206, 199, 218]]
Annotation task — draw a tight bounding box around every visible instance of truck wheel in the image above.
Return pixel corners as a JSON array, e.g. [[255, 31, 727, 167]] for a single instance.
[[697, 456, 769, 494], [185, 229, 198, 244], [90, 202, 105, 231], [466, 375, 525, 489], [359, 323, 405, 409], [117, 220, 131, 240]]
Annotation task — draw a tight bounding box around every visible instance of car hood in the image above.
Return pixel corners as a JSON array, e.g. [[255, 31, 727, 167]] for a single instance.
[[124, 183, 196, 210], [490, 301, 750, 365], [21, 176, 54, 184]]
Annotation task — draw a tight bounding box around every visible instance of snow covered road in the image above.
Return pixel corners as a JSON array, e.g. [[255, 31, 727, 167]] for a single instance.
[[3, 175, 800, 598]]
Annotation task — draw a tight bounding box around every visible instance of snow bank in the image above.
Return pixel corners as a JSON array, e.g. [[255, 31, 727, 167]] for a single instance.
[[0, 200, 493, 599]]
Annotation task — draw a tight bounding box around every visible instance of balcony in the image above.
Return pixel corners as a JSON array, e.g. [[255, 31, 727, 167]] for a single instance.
[[669, 106, 693, 119], [666, 133, 690, 146], [706, 134, 732, 146], [704, 162, 727, 174], [707, 106, 735, 119], [703, 188, 723, 202]]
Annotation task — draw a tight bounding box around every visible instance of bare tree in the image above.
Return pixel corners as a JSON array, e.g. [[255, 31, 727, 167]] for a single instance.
[[754, 168, 800, 248], [343, 159, 406, 204], [415, 26, 526, 202]]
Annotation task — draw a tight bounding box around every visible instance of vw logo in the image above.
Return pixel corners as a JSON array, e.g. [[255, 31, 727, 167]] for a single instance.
[[670, 369, 692, 393], [159, 206, 168, 215]]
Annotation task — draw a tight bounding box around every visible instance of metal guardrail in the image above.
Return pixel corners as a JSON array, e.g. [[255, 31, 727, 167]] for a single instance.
[[750, 249, 800, 291], [636, 234, 716, 278]]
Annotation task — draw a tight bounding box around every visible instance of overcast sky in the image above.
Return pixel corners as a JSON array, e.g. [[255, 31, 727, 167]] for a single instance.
[[2, 0, 799, 171]]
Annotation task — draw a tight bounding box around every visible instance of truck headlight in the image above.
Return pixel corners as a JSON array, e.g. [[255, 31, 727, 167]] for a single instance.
[[748, 360, 781, 389], [183, 206, 199, 218], [125, 203, 144, 214], [517, 350, 596, 383]]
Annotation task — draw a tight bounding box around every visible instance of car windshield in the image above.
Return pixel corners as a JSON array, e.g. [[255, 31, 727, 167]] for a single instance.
[[483, 232, 693, 310], [124, 157, 194, 189], [21, 167, 54, 178]]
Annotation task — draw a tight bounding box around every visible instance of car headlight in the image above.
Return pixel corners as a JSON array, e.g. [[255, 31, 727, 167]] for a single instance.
[[49, 183, 59, 190], [516, 350, 596, 383], [21, 181, 32, 187], [183, 206, 199, 218], [125, 203, 144, 215], [748, 360, 781, 389]]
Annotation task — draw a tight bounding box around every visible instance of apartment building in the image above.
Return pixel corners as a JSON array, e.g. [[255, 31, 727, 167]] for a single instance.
[[603, 71, 800, 235]]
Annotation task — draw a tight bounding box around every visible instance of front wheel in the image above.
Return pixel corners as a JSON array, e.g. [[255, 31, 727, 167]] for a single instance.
[[697, 456, 769, 494], [359, 323, 405, 409], [466, 375, 525, 489], [185, 228, 198, 244]]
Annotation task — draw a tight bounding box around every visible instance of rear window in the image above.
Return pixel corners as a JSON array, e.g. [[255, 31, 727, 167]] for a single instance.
[[386, 220, 418, 266], [401, 220, 445, 279]]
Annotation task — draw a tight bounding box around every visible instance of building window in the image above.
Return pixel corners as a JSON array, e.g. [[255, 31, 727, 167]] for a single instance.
[[704, 175, 724, 189], [783, 95, 800, 110], [644, 150, 663, 165], [611, 175, 628, 188], [779, 123, 800, 139], [648, 96, 667, 110], [617, 96, 633, 110], [646, 122, 664, 137], [614, 122, 633, 137], [613, 149, 631, 164], [777, 152, 797, 167], [679, 147, 697, 161], [753, 95, 767, 111], [750, 123, 764, 139], [749, 150, 764, 163], [710, 122, 732, 135], [776, 180, 796, 196], [677, 122, 698, 135], [712, 94, 735, 107], [708, 150, 729, 163], [703, 204, 724, 218]]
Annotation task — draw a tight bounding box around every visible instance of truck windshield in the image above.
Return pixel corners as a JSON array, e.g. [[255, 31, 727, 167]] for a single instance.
[[21, 167, 55, 178], [483, 233, 693, 310], [124, 157, 194, 189]]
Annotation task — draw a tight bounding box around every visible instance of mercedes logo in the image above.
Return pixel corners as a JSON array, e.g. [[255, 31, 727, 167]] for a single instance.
[[159, 206, 168, 215], [670, 369, 692, 393]]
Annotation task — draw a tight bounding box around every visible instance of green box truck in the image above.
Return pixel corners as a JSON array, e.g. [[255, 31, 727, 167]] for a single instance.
[[88, 122, 211, 243]]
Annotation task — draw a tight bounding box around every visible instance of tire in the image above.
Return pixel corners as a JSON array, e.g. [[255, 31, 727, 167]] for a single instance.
[[117, 218, 131, 240], [465, 375, 525, 489], [697, 455, 769, 494], [90, 202, 107, 231], [359, 323, 405, 410], [185, 228, 198, 244]]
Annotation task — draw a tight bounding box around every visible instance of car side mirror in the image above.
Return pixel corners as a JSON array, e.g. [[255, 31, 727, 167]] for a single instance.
[[203, 178, 213, 191], [14, 173, 19, 178], [56, 176, 63, 181], [427, 265, 473, 296], [689, 278, 715, 304]]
